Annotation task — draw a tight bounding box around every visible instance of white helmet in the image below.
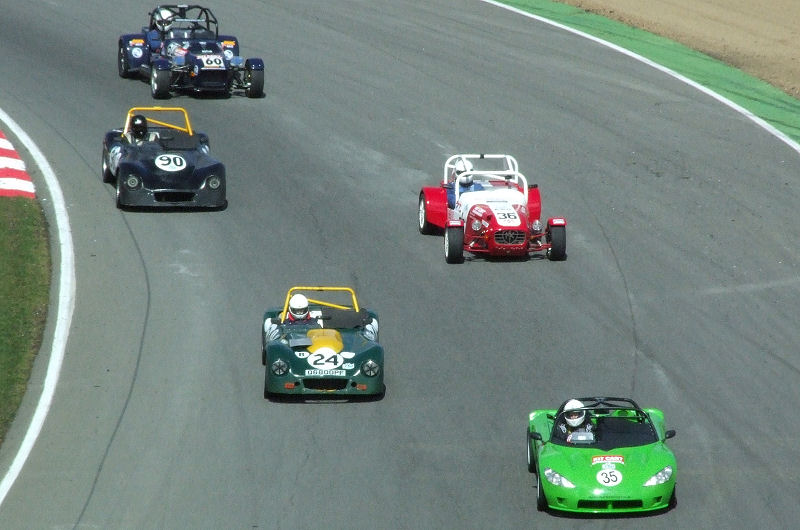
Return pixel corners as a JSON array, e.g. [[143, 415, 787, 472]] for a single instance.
[[155, 8, 174, 32], [455, 158, 473, 186], [288, 294, 309, 319], [563, 399, 585, 428]]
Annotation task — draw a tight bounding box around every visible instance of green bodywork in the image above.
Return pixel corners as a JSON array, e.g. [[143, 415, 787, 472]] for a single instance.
[[527, 398, 676, 513], [261, 305, 383, 399]]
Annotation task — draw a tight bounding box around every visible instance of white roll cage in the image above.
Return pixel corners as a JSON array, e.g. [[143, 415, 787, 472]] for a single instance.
[[443, 153, 529, 204]]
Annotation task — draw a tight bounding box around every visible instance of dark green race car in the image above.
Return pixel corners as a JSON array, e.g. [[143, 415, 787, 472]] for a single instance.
[[527, 397, 677, 514], [261, 286, 384, 400]]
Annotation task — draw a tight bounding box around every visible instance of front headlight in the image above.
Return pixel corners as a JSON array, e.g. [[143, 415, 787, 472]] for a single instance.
[[362, 359, 380, 377], [543, 468, 575, 488], [125, 174, 140, 189], [206, 175, 222, 190], [271, 359, 288, 376], [643, 466, 673, 486]]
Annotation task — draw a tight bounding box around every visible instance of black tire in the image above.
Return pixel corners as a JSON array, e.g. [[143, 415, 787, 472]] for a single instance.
[[151, 68, 170, 99], [418, 194, 436, 234], [536, 473, 547, 511], [101, 148, 114, 183], [261, 345, 267, 366], [444, 226, 464, 264], [547, 225, 566, 261], [118, 43, 130, 78], [245, 68, 264, 98], [527, 429, 537, 474], [668, 486, 677, 509], [115, 181, 122, 209]]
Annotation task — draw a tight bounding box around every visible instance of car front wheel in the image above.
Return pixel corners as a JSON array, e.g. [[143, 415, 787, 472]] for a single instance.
[[547, 225, 566, 261], [536, 473, 547, 511], [245, 68, 264, 98], [418, 194, 435, 234], [527, 430, 537, 474], [151, 69, 170, 99], [444, 226, 464, 264], [118, 43, 130, 78]]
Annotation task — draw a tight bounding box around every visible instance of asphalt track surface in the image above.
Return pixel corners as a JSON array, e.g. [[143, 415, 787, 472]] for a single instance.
[[1, 0, 799, 527]]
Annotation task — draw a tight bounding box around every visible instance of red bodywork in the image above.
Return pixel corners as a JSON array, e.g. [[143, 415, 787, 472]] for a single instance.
[[420, 174, 566, 258]]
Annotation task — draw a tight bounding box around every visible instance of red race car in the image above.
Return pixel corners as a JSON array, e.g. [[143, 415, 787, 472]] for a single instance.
[[418, 154, 566, 263]]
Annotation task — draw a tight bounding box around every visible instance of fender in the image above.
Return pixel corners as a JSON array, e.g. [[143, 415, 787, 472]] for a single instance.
[[152, 57, 171, 71], [120, 34, 151, 72], [245, 58, 265, 72], [420, 186, 448, 228], [527, 183, 542, 221], [218, 34, 240, 57]]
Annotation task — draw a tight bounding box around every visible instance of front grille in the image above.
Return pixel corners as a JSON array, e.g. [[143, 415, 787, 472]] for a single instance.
[[303, 378, 348, 391], [155, 191, 195, 202], [198, 70, 229, 89], [577, 499, 643, 510], [493, 230, 525, 245]]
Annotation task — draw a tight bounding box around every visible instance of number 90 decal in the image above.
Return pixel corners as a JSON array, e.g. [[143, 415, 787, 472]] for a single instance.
[[155, 154, 186, 172], [596, 469, 623, 486]]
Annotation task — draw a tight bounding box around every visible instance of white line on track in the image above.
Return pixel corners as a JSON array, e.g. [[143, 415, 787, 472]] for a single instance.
[[481, 0, 800, 155], [0, 108, 76, 507]]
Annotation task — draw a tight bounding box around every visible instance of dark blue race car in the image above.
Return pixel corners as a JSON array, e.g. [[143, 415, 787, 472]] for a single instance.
[[102, 107, 227, 209], [118, 4, 264, 99]]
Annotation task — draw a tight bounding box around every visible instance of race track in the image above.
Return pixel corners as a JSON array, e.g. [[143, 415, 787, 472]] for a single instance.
[[1, 0, 798, 527]]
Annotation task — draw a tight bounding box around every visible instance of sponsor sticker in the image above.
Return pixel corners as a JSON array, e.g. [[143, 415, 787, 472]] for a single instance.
[[592, 455, 625, 465], [305, 369, 345, 376]]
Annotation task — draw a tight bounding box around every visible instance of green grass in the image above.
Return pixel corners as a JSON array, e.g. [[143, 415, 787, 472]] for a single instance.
[[0, 197, 50, 446]]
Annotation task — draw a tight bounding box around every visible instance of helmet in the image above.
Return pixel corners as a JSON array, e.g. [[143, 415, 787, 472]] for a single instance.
[[130, 115, 148, 140], [563, 399, 585, 428], [455, 158, 473, 186], [288, 293, 309, 320], [154, 8, 174, 32]]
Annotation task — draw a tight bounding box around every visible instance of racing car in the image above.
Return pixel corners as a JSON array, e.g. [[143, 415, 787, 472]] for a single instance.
[[117, 5, 264, 98], [102, 106, 226, 209], [418, 154, 566, 263], [527, 397, 677, 514], [261, 286, 384, 400]]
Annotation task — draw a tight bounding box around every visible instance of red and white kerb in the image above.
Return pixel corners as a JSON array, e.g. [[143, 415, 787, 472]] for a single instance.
[[0, 131, 36, 198]]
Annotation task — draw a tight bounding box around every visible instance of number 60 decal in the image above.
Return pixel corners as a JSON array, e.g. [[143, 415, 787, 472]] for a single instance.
[[155, 154, 186, 172]]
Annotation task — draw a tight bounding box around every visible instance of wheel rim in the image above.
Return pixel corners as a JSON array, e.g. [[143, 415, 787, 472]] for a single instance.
[[444, 229, 449, 257], [151, 71, 157, 92], [418, 199, 426, 229]]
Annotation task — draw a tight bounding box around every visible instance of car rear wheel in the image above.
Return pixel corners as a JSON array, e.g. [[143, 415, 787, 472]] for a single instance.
[[151, 69, 170, 99], [118, 43, 130, 78], [444, 226, 464, 263], [101, 148, 114, 183], [418, 194, 435, 234], [526, 430, 537, 474], [245, 68, 264, 98], [536, 473, 547, 511], [547, 225, 566, 261]]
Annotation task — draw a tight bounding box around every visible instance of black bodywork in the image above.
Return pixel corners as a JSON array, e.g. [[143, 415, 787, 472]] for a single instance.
[[117, 5, 264, 98], [102, 127, 226, 209]]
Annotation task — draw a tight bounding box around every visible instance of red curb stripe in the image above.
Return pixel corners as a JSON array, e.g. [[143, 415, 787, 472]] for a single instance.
[[0, 130, 36, 198]]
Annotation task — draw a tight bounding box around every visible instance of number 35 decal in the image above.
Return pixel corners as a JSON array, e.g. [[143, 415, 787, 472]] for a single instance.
[[596, 469, 623, 486], [155, 154, 186, 172]]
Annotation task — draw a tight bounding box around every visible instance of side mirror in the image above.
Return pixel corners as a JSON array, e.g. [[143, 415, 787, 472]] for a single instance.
[[529, 431, 542, 441], [664, 429, 676, 440]]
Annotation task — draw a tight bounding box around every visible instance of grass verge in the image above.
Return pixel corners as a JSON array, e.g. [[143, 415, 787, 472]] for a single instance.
[[0, 197, 50, 446]]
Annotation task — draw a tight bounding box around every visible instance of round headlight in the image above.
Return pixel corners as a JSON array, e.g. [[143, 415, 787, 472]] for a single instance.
[[362, 359, 380, 377], [125, 174, 140, 189], [271, 359, 288, 376], [223, 49, 234, 60], [207, 175, 222, 190], [470, 220, 482, 232]]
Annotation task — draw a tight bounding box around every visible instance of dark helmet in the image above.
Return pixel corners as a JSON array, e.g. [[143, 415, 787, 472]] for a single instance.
[[130, 115, 148, 140]]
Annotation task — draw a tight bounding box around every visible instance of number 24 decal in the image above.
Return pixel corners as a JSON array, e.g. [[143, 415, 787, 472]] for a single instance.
[[310, 353, 341, 367]]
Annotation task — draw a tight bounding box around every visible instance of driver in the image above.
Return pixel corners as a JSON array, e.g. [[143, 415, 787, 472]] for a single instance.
[[263, 293, 321, 340], [557, 399, 594, 442], [447, 158, 483, 208], [128, 114, 149, 144]]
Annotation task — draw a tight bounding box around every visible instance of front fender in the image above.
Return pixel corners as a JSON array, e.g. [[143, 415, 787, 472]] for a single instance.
[[420, 186, 448, 228], [152, 57, 171, 72], [245, 58, 265, 71]]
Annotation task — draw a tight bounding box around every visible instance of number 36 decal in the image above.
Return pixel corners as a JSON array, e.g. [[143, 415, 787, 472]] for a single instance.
[[155, 154, 186, 172]]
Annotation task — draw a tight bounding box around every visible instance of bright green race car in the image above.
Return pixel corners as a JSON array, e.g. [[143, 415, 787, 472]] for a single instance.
[[527, 397, 677, 514]]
